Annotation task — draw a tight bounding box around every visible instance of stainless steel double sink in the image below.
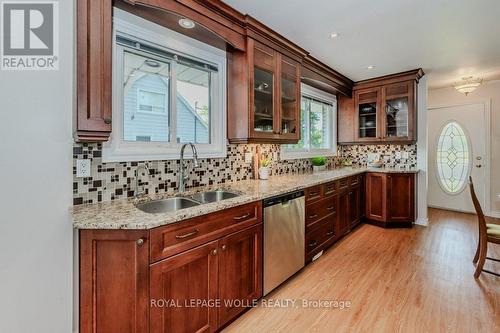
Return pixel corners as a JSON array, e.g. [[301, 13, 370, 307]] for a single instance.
[[135, 190, 239, 214]]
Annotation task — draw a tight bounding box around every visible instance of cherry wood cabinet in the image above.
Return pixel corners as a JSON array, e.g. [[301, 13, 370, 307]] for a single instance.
[[228, 38, 301, 144], [365, 172, 415, 227], [338, 69, 424, 145], [304, 175, 365, 262], [387, 173, 415, 222], [218, 224, 262, 327], [150, 240, 219, 333], [79, 230, 150, 333], [76, 0, 113, 142], [80, 203, 263, 333]]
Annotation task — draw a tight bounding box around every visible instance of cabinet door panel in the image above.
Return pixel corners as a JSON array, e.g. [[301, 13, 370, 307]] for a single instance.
[[337, 192, 350, 236], [76, 0, 112, 141], [150, 241, 219, 333], [80, 230, 149, 333], [354, 88, 381, 141], [365, 173, 387, 221], [279, 55, 300, 140], [387, 174, 415, 222], [219, 224, 263, 327], [382, 81, 415, 142], [348, 187, 361, 228]]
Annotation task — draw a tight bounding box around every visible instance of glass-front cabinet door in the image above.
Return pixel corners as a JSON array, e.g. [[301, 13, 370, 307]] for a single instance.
[[279, 56, 300, 140], [355, 88, 380, 141], [382, 81, 414, 141], [253, 67, 274, 134], [252, 41, 276, 137]]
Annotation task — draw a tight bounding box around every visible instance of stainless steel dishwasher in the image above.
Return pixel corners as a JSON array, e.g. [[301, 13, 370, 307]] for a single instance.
[[263, 190, 305, 295]]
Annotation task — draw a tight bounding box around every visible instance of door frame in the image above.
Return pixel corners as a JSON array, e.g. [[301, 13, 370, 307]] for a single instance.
[[427, 99, 491, 216]]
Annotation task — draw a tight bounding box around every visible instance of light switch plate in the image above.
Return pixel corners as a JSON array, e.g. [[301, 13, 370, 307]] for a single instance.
[[402, 152, 409, 159], [76, 159, 91, 178], [395, 151, 402, 159]]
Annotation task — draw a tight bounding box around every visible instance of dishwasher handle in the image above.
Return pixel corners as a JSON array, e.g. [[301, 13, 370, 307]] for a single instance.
[[263, 190, 304, 207]]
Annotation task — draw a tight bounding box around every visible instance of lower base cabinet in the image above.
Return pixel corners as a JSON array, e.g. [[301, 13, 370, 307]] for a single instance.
[[79, 230, 150, 333], [365, 172, 415, 227], [150, 224, 262, 333], [80, 203, 263, 333]]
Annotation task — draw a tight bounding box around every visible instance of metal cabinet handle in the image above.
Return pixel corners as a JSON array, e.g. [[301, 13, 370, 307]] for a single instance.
[[136, 238, 146, 246], [104, 118, 112, 124], [308, 240, 318, 248], [233, 213, 251, 221], [327, 206, 335, 211], [309, 191, 319, 196], [308, 214, 318, 219], [476, 164, 482, 168], [175, 229, 199, 239], [221, 245, 227, 251], [326, 231, 334, 236], [211, 249, 218, 256]]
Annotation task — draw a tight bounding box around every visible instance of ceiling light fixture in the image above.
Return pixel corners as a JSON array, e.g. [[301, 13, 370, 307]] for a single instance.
[[330, 32, 339, 39], [178, 18, 195, 29], [367, 65, 375, 69], [453, 76, 483, 96]]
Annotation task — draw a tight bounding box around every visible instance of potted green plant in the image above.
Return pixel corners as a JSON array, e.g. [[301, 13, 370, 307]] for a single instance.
[[311, 157, 327, 172], [259, 157, 272, 180]]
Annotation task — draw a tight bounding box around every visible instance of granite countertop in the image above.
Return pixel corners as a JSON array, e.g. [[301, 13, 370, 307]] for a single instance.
[[71, 167, 419, 230]]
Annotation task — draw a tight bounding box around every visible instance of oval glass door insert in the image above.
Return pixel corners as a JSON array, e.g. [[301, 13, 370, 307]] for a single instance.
[[436, 121, 471, 194]]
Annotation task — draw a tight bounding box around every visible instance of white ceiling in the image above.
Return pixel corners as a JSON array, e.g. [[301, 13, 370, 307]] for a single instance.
[[224, 0, 500, 88]]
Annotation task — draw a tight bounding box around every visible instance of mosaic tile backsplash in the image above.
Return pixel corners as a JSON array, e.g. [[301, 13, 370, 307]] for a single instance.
[[73, 143, 416, 205]]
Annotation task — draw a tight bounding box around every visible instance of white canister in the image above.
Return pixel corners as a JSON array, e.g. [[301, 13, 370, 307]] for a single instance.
[[259, 167, 269, 180]]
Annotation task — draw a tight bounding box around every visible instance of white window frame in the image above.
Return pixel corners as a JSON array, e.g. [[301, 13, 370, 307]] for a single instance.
[[103, 8, 227, 162], [281, 83, 337, 160]]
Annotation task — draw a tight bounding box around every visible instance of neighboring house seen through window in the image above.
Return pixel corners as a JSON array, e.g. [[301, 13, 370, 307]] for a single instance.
[[103, 9, 226, 162]]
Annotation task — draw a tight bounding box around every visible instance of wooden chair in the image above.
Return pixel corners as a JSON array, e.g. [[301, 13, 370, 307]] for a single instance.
[[469, 176, 500, 278]]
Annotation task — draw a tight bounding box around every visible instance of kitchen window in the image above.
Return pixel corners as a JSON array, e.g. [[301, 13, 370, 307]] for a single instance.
[[282, 84, 337, 159], [103, 9, 226, 162]]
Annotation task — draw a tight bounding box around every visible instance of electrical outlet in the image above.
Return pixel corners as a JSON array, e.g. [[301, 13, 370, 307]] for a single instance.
[[395, 152, 402, 159], [76, 159, 91, 178], [402, 152, 409, 159], [244, 152, 253, 163]]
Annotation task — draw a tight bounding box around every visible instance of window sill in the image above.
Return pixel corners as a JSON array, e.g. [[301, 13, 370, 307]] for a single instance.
[[102, 143, 227, 162]]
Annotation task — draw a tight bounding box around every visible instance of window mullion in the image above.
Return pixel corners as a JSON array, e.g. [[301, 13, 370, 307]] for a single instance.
[[170, 59, 178, 144]]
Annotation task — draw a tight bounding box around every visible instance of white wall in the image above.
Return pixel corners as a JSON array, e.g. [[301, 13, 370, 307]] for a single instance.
[[428, 80, 500, 215], [0, 1, 74, 332], [416, 76, 428, 225]]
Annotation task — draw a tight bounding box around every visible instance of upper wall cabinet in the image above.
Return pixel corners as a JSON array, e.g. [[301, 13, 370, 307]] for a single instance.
[[228, 38, 302, 144], [338, 69, 424, 145], [76, 0, 353, 143], [75, 0, 113, 142]]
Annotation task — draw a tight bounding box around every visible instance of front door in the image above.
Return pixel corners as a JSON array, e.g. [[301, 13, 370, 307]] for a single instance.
[[428, 103, 488, 213]]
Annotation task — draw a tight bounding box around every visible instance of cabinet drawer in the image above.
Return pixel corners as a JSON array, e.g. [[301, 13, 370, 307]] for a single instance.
[[323, 181, 337, 197], [305, 197, 336, 229], [350, 175, 361, 186], [305, 219, 335, 259], [305, 185, 322, 203], [150, 201, 262, 262], [338, 177, 350, 191]]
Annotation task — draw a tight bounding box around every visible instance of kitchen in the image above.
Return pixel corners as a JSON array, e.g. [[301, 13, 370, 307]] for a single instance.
[[1, 1, 499, 333]]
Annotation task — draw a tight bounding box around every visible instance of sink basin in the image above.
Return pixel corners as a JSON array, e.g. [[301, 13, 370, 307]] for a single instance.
[[190, 190, 239, 203], [136, 197, 200, 214]]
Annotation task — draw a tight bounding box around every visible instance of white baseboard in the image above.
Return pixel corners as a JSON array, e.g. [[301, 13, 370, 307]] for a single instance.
[[415, 217, 429, 226]]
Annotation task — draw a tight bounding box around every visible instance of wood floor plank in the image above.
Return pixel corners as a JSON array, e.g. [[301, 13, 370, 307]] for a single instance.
[[223, 208, 500, 333]]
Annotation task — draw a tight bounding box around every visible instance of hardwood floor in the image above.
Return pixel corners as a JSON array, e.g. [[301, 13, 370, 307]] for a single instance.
[[223, 208, 500, 333]]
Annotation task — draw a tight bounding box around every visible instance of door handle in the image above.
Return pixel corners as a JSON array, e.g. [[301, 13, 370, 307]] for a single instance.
[[476, 164, 482, 168], [175, 229, 199, 239], [233, 213, 251, 221]]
